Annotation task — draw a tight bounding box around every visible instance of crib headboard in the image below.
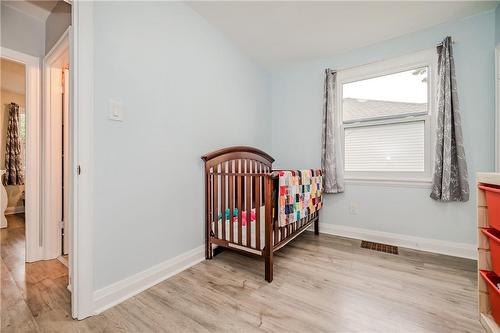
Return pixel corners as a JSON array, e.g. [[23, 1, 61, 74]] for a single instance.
[[202, 146, 275, 256], [201, 146, 274, 172]]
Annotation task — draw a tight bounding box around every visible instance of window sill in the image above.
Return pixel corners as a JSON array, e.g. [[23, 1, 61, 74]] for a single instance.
[[344, 177, 433, 189]]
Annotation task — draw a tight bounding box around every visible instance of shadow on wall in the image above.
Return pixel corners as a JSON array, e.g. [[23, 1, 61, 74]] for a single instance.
[[45, 1, 72, 55]]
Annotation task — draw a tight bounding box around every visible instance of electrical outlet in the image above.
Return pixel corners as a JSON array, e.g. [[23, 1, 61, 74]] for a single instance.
[[349, 202, 359, 215]]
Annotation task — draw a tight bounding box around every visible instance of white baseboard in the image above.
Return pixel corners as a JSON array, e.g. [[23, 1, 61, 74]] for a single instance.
[[5, 206, 25, 215], [319, 223, 476, 260], [93, 245, 205, 314], [57, 255, 69, 267]]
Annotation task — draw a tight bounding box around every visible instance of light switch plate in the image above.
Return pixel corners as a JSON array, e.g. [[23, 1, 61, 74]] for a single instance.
[[108, 99, 123, 121]]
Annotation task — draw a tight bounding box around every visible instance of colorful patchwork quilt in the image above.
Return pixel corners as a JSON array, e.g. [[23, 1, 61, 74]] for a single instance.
[[275, 169, 323, 227]]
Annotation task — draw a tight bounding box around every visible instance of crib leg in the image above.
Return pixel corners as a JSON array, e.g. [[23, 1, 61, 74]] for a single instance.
[[265, 249, 273, 282], [205, 242, 212, 259], [314, 217, 319, 235], [264, 176, 273, 282], [206, 230, 213, 259], [206, 240, 213, 260]]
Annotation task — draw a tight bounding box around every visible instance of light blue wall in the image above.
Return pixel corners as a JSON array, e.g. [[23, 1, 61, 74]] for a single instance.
[[495, 5, 500, 44], [271, 11, 496, 245], [92, 2, 271, 289]]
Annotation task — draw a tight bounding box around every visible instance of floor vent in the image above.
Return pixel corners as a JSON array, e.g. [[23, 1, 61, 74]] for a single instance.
[[361, 241, 399, 255]]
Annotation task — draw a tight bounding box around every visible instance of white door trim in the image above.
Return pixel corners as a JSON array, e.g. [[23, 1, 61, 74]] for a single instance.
[[43, 28, 70, 260], [0, 47, 43, 262], [71, 1, 95, 319]]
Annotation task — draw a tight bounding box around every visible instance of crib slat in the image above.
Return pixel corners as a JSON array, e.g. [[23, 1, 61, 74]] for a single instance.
[[221, 162, 226, 240], [255, 174, 260, 250], [240, 160, 245, 226], [274, 209, 279, 245], [237, 172, 243, 245], [209, 172, 213, 239], [213, 165, 219, 238], [260, 164, 265, 223], [246, 170, 251, 248], [250, 161, 255, 205], [229, 161, 234, 243]]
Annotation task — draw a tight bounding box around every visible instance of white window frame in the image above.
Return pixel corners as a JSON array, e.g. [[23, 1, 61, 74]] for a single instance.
[[337, 49, 437, 187]]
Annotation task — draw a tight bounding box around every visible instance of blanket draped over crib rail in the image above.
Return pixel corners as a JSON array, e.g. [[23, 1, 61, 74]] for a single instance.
[[273, 169, 323, 227]]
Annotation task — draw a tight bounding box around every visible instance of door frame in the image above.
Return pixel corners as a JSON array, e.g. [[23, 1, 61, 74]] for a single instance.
[[43, 28, 70, 260], [1, 3, 96, 319], [71, 1, 95, 319], [0, 47, 42, 262]]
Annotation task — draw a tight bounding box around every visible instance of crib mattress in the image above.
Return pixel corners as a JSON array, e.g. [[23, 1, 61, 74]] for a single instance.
[[212, 205, 266, 250]]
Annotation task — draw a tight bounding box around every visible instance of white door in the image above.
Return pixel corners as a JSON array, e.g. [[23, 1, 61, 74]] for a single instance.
[[63, 69, 70, 255], [50, 67, 64, 256]]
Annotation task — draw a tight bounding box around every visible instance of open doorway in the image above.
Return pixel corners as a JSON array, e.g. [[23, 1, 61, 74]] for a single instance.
[[1, 0, 74, 323], [1, 58, 26, 222], [1, 60, 29, 282], [0, 47, 42, 266], [0, 52, 71, 321]]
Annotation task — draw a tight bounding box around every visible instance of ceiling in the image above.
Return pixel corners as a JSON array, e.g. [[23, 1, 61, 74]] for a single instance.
[[2, 1, 59, 21], [1, 58, 26, 95], [188, 1, 498, 69]]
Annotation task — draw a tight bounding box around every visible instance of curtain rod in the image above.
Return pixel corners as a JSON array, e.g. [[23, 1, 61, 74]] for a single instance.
[[331, 38, 455, 73]]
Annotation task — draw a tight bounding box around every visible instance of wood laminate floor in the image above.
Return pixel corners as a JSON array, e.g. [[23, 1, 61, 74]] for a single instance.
[[1, 214, 482, 332]]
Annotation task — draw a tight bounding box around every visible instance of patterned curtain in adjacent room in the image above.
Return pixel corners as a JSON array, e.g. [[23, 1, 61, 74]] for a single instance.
[[321, 69, 344, 194], [4, 103, 24, 186], [430, 36, 469, 202]]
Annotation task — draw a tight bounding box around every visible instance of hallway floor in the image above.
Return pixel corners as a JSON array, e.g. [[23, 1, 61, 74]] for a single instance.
[[1, 214, 71, 331]]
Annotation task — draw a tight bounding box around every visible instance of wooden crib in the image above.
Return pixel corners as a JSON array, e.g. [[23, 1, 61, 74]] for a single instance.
[[201, 146, 319, 282]]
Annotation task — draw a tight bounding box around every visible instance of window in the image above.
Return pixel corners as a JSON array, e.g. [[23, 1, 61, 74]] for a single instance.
[[338, 51, 436, 184]]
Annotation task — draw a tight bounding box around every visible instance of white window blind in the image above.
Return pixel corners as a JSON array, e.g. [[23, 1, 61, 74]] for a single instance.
[[338, 51, 435, 183], [344, 121, 425, 172]]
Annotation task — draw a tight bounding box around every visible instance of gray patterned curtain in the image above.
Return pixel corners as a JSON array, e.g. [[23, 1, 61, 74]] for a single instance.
[[430, 37, 469, 202], [321, 69, 344, 194], [4, 103, 24, 186]]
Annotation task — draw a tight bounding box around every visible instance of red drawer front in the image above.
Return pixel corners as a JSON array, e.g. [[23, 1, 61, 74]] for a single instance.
[[481, 228, 500, 276], [480, 270, 500, 325], [479, 185, 500, 230]]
